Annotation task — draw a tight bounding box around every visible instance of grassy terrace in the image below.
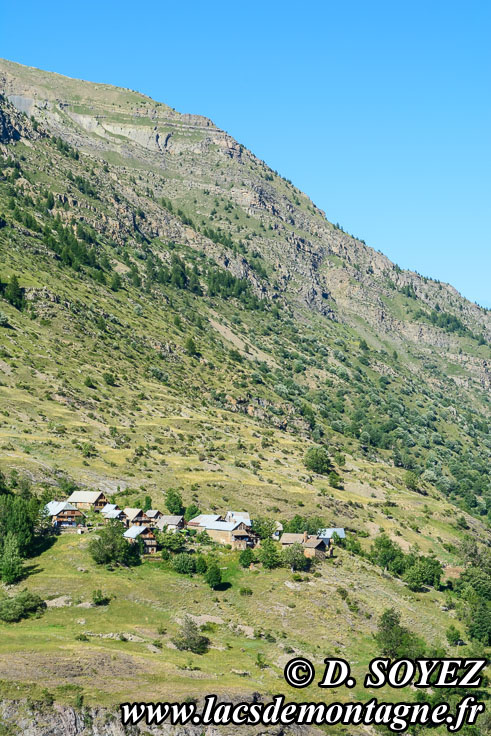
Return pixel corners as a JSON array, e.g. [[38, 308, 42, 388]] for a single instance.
[[0, 533, 457, 708]]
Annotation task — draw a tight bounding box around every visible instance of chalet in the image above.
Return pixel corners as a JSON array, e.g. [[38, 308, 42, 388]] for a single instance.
[[67, 490, 108, 512], [123, 508, 150, 527], [318, 528, 346, 546], [280, 531, 327, 560], [155, 515, 185, 532], [195, 518, 255, 549], [45, 501, 85, 528], [145, 509, 163, 525], [123, 525, 157, 554], [100, 504, 126, 523]]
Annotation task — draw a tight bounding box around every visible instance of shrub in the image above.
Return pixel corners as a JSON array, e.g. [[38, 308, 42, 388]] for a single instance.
[[239, 548, 255, 567], [0, 590, 46, 623], [172, 616, 209, 654], [92, 589, 110, 606], [446, 624, 461, 647], [195, 555, 207, 574], [172, 553, 196, 575], [239, 587, 253, 596]]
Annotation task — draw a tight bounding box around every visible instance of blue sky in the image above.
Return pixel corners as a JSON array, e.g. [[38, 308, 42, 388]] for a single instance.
[[2, 0, 490, 306]]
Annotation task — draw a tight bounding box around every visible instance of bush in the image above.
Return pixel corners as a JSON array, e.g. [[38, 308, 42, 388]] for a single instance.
[[446, 624, 461, 646], [92, 589, 110, 606], [173, 553, 196, 575], [239, 548, 255, 567], [172, 616, 209, 654], [239, 587, 253, 596], [0, 590, 46, 622], [195, 555, 207, 574]]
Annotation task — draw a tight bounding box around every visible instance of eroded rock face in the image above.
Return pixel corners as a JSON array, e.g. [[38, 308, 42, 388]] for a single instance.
[[0, 699, 320, 736], [0, 104, 21, 142]]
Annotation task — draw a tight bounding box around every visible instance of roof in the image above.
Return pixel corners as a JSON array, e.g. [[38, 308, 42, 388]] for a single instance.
[[101, 503, 118, 515], [202, 520, 242, 532], [279, 533, 305, 545], [124, 525, 148, 539], [318, 527, 346, 540], [145, 509, 162, 519], [123, 507, 146, 522], [104, 509, 124, 519], [45, 500, 80, 516], [304, 537, 326, 549], [226, 511, 251, 525], [156, 515, 184, 528], [67, 491, 105, 503], [187, 514, 221, 526]]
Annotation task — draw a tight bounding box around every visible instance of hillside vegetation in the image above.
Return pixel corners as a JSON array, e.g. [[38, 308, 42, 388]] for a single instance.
[[0, 59, 489, 734]]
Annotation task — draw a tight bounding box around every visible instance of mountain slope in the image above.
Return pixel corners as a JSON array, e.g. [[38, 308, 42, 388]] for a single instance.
[[0, 59, 489, 728]]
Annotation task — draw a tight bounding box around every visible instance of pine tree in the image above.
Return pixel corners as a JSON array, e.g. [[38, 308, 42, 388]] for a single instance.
[[5, 275, 23, 309], [0, 532, 23, 584], [185, 336, 197, 356]]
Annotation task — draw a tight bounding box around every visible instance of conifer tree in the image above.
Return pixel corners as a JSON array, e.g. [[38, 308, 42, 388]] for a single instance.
[[0, 532, 23, 584]]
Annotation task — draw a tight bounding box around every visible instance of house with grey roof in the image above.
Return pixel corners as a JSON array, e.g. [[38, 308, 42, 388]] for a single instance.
[[45, 500, 85, 528], [318, 528, 346, 545], [123, 525, 157, 553], [155, 515, 184, 532], [67, 490, 108, 511]]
